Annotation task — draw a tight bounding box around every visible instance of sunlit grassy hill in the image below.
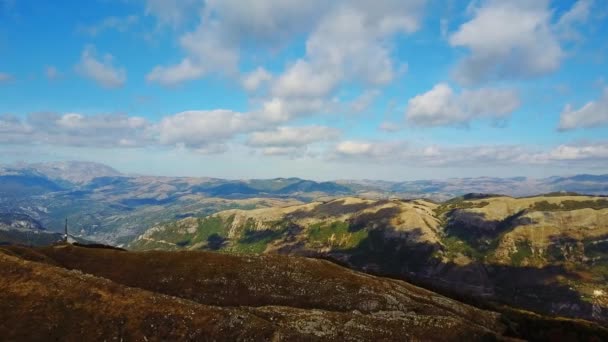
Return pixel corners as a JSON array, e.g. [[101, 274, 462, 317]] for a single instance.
[[131, 194, 608, 324]]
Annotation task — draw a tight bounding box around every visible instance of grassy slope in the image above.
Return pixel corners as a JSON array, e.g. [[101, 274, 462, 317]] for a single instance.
[[129, 194, 608, 325]]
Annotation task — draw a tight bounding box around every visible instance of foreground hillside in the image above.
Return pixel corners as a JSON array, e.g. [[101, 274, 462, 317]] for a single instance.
[[131, 194, 608, 324], [0, 244, 519, 341]]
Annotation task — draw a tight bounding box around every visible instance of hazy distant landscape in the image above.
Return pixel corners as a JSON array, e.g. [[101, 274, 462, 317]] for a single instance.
[[2, 161, 607, 245]]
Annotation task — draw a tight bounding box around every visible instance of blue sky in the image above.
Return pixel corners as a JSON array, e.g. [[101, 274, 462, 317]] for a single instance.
[[1, 0, 608, 180]]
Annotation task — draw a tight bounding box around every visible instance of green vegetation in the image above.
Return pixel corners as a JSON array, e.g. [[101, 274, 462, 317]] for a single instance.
[[531, 199, 608, 212], [307, 221, 367, 249], [441, 236, 483, 260], [510, 241, 534, 266], [191, 215, 231, 245], [229, 229, 285, 254], [434, 200, 490, 218]]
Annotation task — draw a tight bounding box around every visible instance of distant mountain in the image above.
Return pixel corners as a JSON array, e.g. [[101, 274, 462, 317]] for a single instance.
[[1, 160, 608, 245], [26, 161, 122, 184], [275, 179, 351, 194], [0, 169, 65, 197]]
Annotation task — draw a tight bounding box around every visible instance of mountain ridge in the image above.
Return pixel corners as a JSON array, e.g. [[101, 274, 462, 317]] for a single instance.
[[131, 194, 608, 324]]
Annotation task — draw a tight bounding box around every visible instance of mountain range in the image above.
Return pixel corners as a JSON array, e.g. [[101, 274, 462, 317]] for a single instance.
[[2, 161, 608, 334], [2, 161, 608, 245]]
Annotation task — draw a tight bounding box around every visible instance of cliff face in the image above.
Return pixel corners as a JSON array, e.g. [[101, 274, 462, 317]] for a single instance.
[[131, 195, 608, 324]]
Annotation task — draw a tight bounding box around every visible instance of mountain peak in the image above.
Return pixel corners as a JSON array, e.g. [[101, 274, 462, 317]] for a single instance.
[[24, 161, 122, 184]]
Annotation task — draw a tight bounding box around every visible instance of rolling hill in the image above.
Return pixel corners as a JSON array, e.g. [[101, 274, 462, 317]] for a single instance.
[[2, 244, 607, 341], [131, 194, 608, 324], [0, 244, 505, 341]]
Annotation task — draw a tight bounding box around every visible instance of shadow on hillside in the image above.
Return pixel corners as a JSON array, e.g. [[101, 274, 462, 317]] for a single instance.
[[446, 210, 535, 245], [347, 206, 401, 232], [303, 224, 606, 325], [206, 234, 227, 250]]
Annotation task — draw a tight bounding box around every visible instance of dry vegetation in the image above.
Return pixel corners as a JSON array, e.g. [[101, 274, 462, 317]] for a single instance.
[[0, 244, 513, 341]]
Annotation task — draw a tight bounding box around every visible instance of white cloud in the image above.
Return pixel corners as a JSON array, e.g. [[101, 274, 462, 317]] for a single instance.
[[272, 60, 341, 99], [558, 87, 608, 130], [241, 67, 273, 92], [0, 72, 13, 83], [405, 83, 520, 127], [145, 0, 327, 86], [335, 141, 375, 156], [75, 45, 126, 88], [0, 112, 152, 147], [255, 96, 338, 124], [146, 20, 239, 85], [350, 90, 381, 113], [158, 110, 260, 148], [146, 58, 205, 86], [378, 121, 403, 132], [449, 0, 563, 85], [555, 0, 594, 41], [45, 66, 61, 80], [331, 139, 608, 167], [78, 15, 138, 36], [260, 146, 307, 157], [548, 143, 608, 161], [204, 0, 329, 45], [144, 0, 202, 27], [0, 114, 33, 143], [148, 0, 425, 91], [247, 126, 340, 147]]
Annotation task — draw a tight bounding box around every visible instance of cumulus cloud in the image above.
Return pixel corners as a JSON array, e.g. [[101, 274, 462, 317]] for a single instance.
[[405, 83, 520, 127], [75, 45, 126, 88], [146, 58, 205, 86], [449, 0, 563, 85], [378, 121, 403, 132], [144, 0, 202, 27], [0, 114, 33, 143], [148, 0, 424, 92], [350, 90, 381, 113], [555, 0, 594, 41], [270, 1, 423, 99], [145, 0, 327, 86], [548, 143, 608, 161], [260, 146, 307, 157], [0, 112, 151, 147], [241, 67, 273, 92], [247, 126, 340, 148], [146, 20, 239, 85], [558, 87, 608, 130], [78, 15, 138, 36], [331, 139, 608, 167], [157, 110, 261, 148]]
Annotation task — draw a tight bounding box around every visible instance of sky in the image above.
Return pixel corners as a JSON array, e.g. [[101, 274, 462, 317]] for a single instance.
[[1, 0, 608, 181]]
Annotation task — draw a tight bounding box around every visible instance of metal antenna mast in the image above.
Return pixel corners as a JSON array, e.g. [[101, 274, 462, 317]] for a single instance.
[[64, 218, 68, 243]]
